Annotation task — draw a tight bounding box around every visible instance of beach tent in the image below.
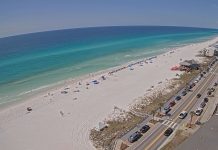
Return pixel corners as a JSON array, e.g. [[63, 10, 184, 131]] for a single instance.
[[92, 80, 99, 84]]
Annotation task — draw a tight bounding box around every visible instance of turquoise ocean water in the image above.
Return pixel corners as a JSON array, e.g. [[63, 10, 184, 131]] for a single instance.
[[0, 26, 218, 104]]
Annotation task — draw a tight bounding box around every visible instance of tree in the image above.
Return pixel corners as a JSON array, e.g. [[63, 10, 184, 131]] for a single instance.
[[189, 111, 195, 128]]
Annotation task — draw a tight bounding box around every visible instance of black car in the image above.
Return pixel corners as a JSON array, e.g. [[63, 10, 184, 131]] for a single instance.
[[164, 128, 174, 136], [196, 93, 201, 98], [210, 88, 215, 92], [200, 102, 206, 108], [189, 85, 193, 89], [128, 131, 142, 143], [140, 125, 150, 133], [204, 97, 209, 103], [175, 95, 181, 101], [181, 91, 187, 96]]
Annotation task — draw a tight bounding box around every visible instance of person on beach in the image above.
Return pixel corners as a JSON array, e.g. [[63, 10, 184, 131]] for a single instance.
[[60, 111, 64, 117]]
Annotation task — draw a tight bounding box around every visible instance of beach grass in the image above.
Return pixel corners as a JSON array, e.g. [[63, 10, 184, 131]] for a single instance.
[[90, 112, 143, 150]]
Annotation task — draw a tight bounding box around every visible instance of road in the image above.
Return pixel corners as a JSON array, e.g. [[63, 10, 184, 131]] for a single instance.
[[130, 60, 218, 150]]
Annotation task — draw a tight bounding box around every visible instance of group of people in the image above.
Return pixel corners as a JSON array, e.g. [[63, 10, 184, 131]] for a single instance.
[[108, 56, 158, 75]]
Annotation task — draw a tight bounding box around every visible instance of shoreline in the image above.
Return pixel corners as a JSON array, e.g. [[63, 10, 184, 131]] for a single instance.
[[0, 36, 218, 150], [0, 35, 217, 111]]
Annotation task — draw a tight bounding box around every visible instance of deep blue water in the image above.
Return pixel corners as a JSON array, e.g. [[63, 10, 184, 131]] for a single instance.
[[0, 26, 218, 103]]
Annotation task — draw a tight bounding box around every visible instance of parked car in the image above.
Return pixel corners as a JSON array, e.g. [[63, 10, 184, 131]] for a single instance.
[[200, 74, 204, 78], [179, 111, 188, 119], [140, 125, 150, 133], [169, 101, 176, 107], [195, 108, 203, 116], [181, 91, 187, 96], [128, 131, 142, 143], [163, 107, 171, 114], [164, 128, 174, 136], [164, 105, 171, 110], [175, 95, 181, 101], [189, 83, 195, 89], [196, 93, 201, 98], [207, 91, 212, 96], [200, 102, 206, 108], [197, 76, 202, 80], [192, 83, 196, 87], [204, 97, 209, 103], [210, 88, 215, 92]]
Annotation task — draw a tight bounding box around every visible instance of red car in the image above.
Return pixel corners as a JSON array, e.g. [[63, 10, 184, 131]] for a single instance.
[[169, 101, 176, 107]]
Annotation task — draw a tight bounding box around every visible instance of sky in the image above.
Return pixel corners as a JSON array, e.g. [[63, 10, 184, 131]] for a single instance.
[[1, 0, 218, 37]]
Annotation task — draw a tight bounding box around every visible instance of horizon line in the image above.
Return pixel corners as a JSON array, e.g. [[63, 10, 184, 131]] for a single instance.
[[1, 25, 218, 39]]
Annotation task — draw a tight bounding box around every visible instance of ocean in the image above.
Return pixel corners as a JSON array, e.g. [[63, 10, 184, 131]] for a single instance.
[[0, 26, 218, 104]]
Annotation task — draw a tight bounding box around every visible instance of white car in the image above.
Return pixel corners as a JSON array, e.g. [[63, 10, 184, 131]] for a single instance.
[[179, 111, 188, 119], [195, 108, 203, 116]]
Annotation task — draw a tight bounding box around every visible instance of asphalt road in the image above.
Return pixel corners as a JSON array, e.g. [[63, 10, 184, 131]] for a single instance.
[[132, 61, 218, 150]]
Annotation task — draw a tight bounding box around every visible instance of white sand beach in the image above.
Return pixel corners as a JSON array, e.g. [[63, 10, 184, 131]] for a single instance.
[[0, 37, 218, 150]]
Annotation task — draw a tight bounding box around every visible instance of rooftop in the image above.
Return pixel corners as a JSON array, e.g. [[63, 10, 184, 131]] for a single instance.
[[179, 59, 198, 66]]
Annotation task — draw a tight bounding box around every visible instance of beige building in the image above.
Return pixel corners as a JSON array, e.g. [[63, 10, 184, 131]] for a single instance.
[[202, 47, 216, 57]]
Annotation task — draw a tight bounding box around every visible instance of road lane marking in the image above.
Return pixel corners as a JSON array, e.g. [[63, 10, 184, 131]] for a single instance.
[[171, 123, 177, 129], [162, 120, 168, 125], [169, 122, 174, 127], [161, 120, 177, 129]]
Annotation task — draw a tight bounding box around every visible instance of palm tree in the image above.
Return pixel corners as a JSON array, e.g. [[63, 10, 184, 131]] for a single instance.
[[189, 111, 195, 128]]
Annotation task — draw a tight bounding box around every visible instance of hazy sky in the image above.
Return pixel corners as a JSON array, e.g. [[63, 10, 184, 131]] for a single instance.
[[1, 0, 218, 37]]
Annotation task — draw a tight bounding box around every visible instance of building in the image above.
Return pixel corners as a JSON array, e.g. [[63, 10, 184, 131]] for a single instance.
[[214, 50, 218, 57], [202, 44, 218, 57], [179, 59, 199, 70], [206, 47, 216, 56], [214, 43, 218, 56]]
